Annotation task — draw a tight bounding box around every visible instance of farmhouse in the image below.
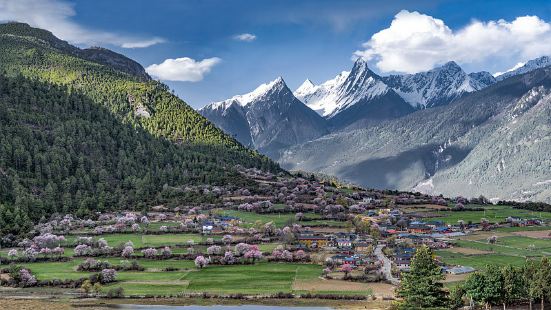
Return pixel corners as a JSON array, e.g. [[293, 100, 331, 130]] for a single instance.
[[297, 234, 330, 248], [353, 240, 372, 252], [407, 223, 431, 234]]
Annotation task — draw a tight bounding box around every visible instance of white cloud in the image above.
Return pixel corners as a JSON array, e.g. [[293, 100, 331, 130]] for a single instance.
[[146, 57, 221, 82], [355, 10, 551, 73], [121, 38, 166, 49], [233, 33, 257, 42], [0, 0, 165, 48]]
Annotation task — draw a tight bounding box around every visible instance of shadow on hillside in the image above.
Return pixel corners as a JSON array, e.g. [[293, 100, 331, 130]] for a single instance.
[[336, 144, 471, 190]]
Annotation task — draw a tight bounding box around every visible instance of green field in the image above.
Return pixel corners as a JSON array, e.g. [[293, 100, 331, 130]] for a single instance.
[[424, 205, 551, 224], [181, 263, 320, 294], [454, 236, 551, 256], [436, 251, 526, 270], [19, 259, 363, 296], [22, 259, 91, 280], [214, 209, 300, 227], [438, 232, 551, 270], [494, 226, 551, 232], [215, 210, 346, 228]]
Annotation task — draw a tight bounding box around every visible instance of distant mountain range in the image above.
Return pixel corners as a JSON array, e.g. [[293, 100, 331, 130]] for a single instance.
[[201, 57, 501, 153], [201, 55, 551, 202]]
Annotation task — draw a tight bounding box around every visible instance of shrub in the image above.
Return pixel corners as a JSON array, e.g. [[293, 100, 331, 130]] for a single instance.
[[121, 245, 134, 258], [100, 269, 117, 283], [19, 269, 37, 287], [77, 258, 112, 272], [195, 256, 208, 269], [141, 248, 158, 258], [105, 287, 124, 298], [160, 246, 172, 258]]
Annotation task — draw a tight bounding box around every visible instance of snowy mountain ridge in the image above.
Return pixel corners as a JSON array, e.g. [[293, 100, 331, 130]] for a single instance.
[[205, 77, 287, 111], [495, 56, 551, 81], [297, 60, 497, 112]]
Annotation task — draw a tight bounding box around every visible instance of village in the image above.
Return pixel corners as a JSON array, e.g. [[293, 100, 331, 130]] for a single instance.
[[0, 166, 550, 306]]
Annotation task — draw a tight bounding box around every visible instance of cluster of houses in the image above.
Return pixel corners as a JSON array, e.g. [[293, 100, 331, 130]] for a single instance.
[[296, 231, 373, 252], [201, 215, 240, 234]]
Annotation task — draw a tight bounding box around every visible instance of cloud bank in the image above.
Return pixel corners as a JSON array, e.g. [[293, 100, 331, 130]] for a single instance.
[[0, 0, 165, 48], [355, 10, 551, 73], [233, 33, 257, 42], [146, 57, 221, 82]]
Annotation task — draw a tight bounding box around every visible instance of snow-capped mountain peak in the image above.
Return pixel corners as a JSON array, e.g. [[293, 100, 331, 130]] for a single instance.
[[294, 58, 392, 117], [495, 56, 551, 81], [200, 76, 328, 156], [382, 61, 495, 108], [203, 76, 287, 111], [295, 79, 316, 93]]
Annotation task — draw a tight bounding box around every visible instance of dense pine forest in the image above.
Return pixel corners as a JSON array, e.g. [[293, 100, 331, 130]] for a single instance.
[[0, 23, 279, 237]]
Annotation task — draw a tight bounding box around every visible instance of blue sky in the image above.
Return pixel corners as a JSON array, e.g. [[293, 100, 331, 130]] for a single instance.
[[3, 0, 551, 108]]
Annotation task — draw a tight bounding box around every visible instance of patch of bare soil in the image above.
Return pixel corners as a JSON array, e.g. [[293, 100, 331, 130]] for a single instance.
[[0, 299, 73, 310], [444, 274, 470, 283], [513, 230, 551, 239], [293, 279, 395, 297]]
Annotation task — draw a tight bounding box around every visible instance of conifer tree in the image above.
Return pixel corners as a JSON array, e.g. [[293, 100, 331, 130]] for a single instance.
[[395, 245, 448, 309]]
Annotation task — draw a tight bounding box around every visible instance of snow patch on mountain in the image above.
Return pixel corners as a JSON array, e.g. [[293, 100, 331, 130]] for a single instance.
[[294, 71, 350, 116], [382, 61, 495, 108], [294, 59, 393, 118], [495, 56, 551, 81], [296, 60, 497, 114], [493, 62, 525, 77], [205, 77, 286, 111]]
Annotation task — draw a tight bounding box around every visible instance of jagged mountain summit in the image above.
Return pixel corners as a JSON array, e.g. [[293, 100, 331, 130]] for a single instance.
[[298, 60, 496, 114], [294, 58, 414, 129], [294, 72, 350, 117], [382, 61, 496, 108], [200, 77, 328, 157], [495, 56, 551, 81]]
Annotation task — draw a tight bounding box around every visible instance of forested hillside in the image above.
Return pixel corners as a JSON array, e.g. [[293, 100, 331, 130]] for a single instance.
[[0, 23, 279, 237]]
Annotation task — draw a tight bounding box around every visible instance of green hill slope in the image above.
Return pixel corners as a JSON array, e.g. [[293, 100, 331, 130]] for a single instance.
[[0, 23, 279, 236]]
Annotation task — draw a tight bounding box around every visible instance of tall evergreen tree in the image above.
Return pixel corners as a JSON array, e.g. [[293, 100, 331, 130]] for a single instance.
[[395, 245, 448, 309]]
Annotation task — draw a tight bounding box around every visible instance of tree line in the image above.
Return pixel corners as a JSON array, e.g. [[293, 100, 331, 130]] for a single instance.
[[396, 246, 551, 309]]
